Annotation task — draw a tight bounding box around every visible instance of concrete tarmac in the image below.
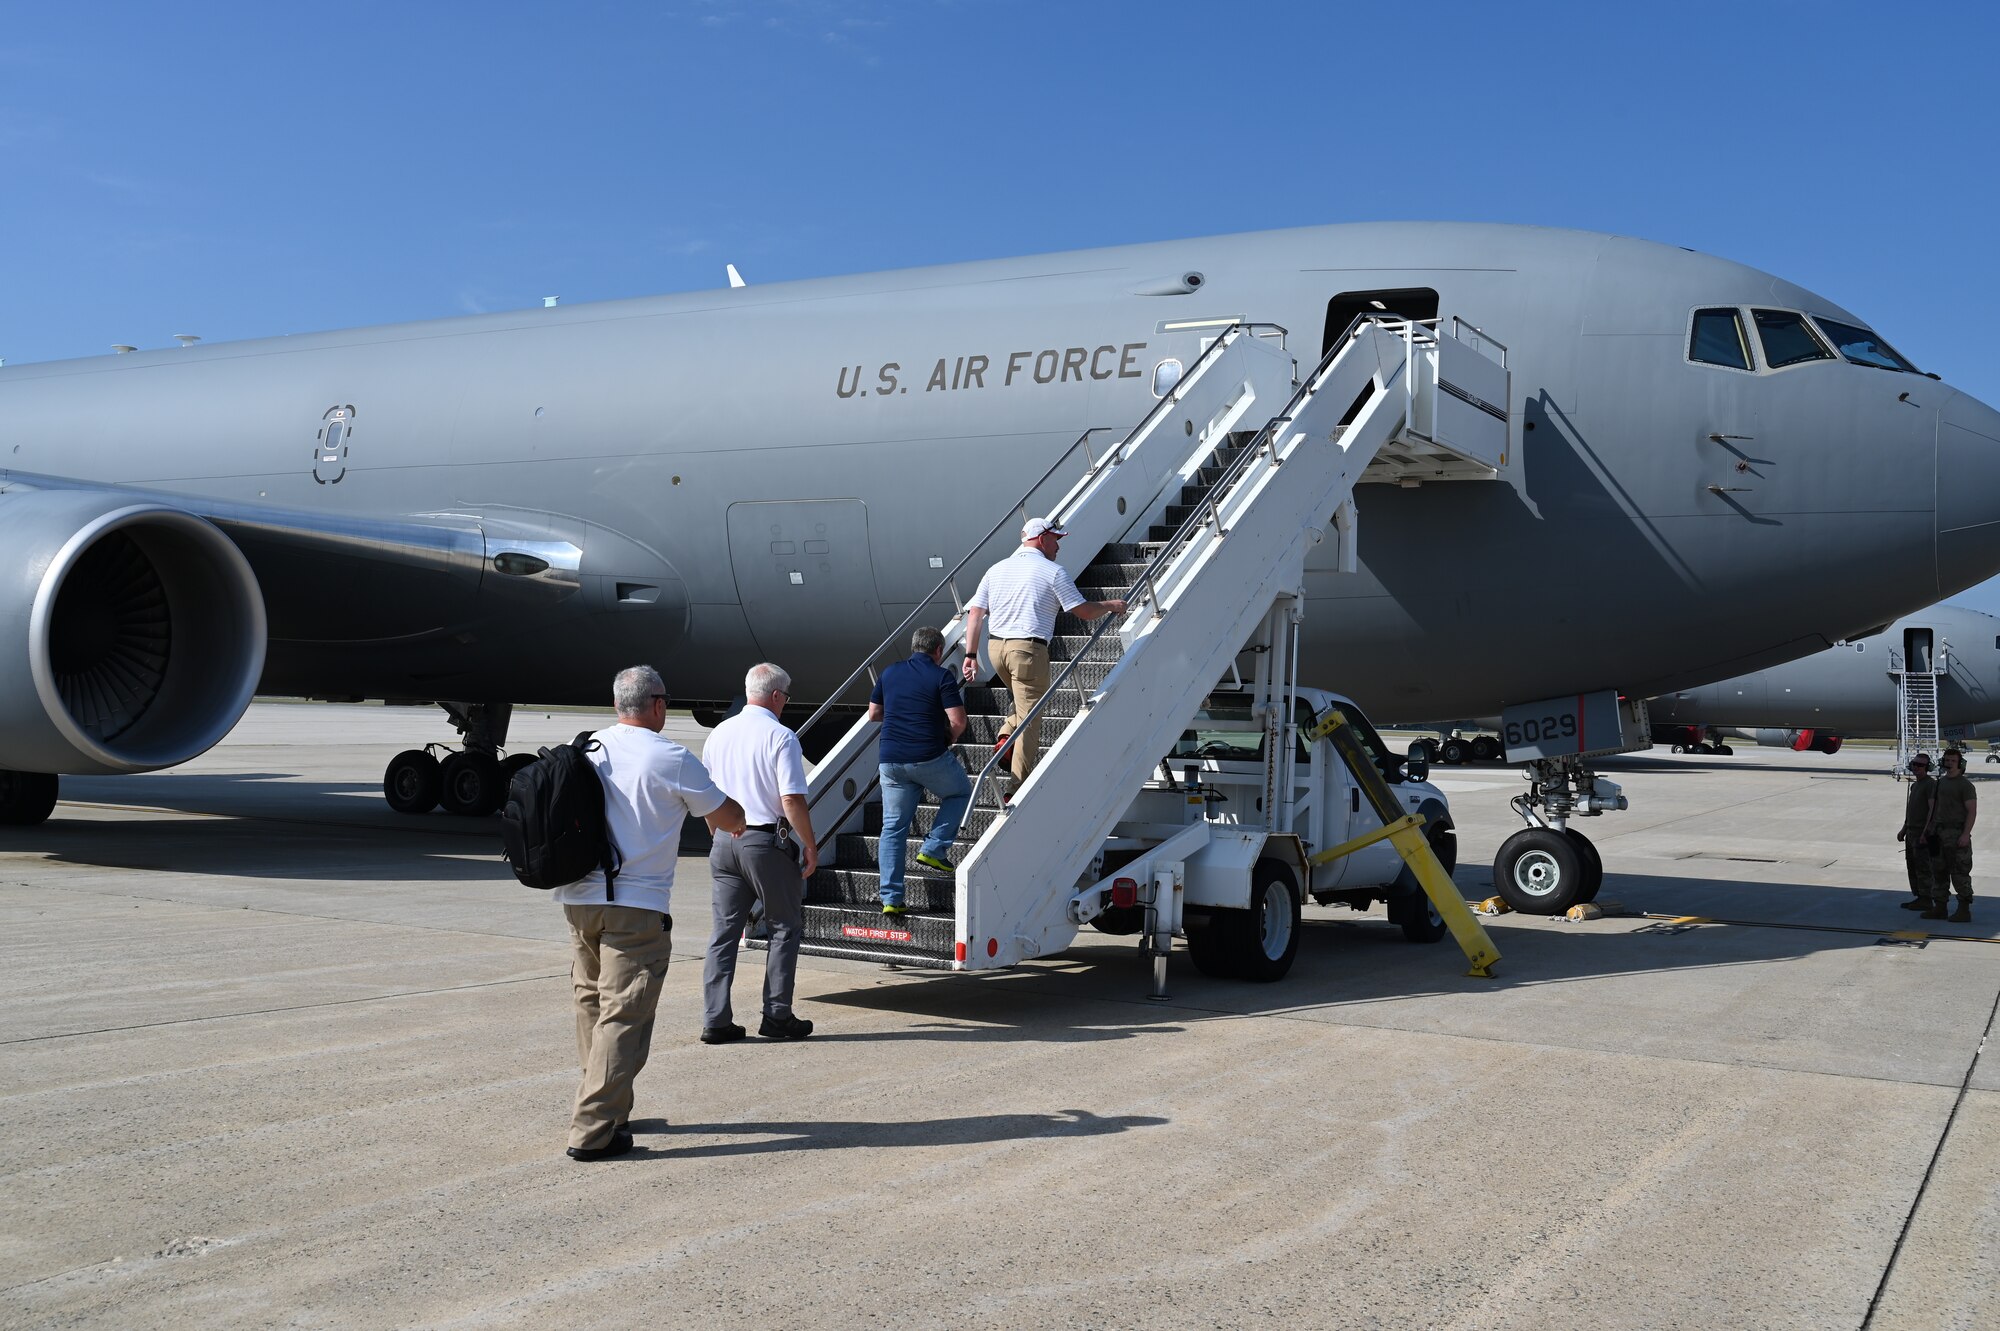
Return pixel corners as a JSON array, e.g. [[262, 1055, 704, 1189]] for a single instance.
[[2, 704, 1995, 1330]]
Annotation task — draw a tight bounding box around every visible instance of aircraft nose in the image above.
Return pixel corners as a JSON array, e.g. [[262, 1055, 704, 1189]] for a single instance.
[[1937, 388, 2000, 595]]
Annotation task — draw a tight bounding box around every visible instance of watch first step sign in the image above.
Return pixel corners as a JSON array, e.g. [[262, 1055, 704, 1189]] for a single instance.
[[1500, 690, 1651, 762]]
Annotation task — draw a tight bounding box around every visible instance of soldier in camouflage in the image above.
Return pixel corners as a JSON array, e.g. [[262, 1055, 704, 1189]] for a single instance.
[[1922, 748, 1977, 923], [1896, 753, 1937, 911]]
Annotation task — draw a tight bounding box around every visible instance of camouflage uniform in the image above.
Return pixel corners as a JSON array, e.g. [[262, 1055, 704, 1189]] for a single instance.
[[1901, 772, 1937, 900], [1928, 772, 1977, 907]]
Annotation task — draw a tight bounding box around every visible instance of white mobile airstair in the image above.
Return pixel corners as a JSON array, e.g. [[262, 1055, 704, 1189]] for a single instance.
[[1892, 643, 1946, 777], [773, 316, 1510, 975]]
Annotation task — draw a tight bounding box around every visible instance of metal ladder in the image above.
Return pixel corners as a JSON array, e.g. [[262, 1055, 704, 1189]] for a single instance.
[[1892, 648, 1944, 776], [775, 317, 1508, 972]]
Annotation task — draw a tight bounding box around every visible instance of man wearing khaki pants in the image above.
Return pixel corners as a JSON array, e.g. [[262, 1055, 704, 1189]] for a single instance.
[[962, 517, 1126, 788]]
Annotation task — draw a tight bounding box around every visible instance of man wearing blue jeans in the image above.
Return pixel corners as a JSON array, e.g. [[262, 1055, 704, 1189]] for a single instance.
[[868, 626, 971, 913]]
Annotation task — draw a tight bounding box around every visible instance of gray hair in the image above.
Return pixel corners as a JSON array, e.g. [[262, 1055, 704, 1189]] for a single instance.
[[912, 626, 945, 657], [745, 662, 791, 703], [612, 665, 665, 718]]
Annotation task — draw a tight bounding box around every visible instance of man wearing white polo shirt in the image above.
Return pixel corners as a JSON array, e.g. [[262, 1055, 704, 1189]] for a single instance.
[[700, 662, 819, 1042], [962, 517, 1127, 785], [557, 665, 745, 1162]]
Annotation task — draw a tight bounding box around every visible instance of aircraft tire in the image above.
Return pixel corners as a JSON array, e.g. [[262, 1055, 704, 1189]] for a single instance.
[[438, 752, 503, 817], [1493, 827, 1584, 915], [1439, 738, 1469, 766], [0, 770, 59, 826], [1469, 735, 1500, 763], [1562, 828, 1604, 903], [1714, 744, 1733, 756], [383, 750, 442, 815], [499, 752, 537, 787]]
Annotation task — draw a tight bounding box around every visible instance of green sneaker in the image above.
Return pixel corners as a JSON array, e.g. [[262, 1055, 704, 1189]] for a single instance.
[[881, 902, 908, 916], [915, 852, 953, 874]]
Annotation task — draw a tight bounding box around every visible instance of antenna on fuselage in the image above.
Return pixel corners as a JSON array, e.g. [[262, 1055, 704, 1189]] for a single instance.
[[173, 334, 200, 348], [726, 264, 746, 289]]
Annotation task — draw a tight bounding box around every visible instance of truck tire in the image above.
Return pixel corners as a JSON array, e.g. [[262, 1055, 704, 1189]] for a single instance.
[[1187, 861, 1302, 982], [1563, 828, 1604, 903], [1493, 827, 1584, 915], [1388, 888, 1448, 943]]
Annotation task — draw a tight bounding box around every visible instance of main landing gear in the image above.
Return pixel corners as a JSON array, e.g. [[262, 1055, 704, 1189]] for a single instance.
[[1491, 756, 1624, 915], [382, 702, 533, 817]]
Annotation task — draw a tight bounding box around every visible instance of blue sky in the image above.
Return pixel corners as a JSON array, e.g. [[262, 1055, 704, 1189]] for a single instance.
[[4, 0, 1999, 605]]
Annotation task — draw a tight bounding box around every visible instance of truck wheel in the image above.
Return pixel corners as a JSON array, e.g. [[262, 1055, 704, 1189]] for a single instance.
[[1469, 735, 1500, 762], [1188, 861, 1302, 981], [1439, 738, 1469, 765], [1388, 888, 1449, 943], [0, 770, 59, 826], [1493, 827, 1584, 915], [383, 750, 442, 814], [1563, 829, 1604, 902]]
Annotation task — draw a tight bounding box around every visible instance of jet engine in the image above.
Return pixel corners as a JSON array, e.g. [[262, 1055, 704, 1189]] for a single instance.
[[0, 489, 266, 775]]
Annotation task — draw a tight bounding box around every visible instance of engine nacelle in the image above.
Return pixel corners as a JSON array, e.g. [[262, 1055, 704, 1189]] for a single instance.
[[1751, 727, 1844, 755], [0, 489, 266, 774]]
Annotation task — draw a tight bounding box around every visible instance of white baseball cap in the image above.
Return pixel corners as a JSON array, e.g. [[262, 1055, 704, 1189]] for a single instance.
[[1022, 516, 1068, 539]]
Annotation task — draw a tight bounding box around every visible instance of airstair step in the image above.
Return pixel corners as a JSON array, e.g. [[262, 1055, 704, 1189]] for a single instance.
[[798, 902, 957, 957], [913, 800, 1004, 840], [835, 832, 972, 870], [813, 860, 958, 911], [1096, 542, 1163, 562]]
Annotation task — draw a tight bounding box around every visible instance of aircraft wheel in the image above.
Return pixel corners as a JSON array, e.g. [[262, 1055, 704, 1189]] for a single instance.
[[0, 770, 59, 826], [1469, 735, 1500, 763], [1671, 744, 1686, 754], [1493, 827, 1584, 915], [383, 750, 442, 814], [499, 752, 538, 786], [1562, 828, 1604, 903], [1695, 743, 1715, 755], [438, 752, 504, 817], [1713, 744, 1733, 756], [1439, 737, 1469, 766]]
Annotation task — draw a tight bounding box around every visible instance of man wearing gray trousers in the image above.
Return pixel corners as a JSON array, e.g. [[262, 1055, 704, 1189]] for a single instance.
[[700, 663, 818, 1041]]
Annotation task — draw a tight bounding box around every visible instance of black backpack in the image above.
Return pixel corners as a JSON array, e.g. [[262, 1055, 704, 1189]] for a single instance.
[[500, 731, 621, 897]]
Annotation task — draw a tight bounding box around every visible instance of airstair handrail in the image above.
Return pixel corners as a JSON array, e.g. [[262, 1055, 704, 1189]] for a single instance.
[[965, 319, 1385, 812], [793, 320, 1286, 748]]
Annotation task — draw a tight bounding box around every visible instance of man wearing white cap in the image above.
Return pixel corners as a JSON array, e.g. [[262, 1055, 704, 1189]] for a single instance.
[[962, 517, 1127, 785]]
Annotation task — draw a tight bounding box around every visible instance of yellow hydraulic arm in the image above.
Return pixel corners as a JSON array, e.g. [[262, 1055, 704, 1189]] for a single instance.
[[1304, 709, 1500, 978]]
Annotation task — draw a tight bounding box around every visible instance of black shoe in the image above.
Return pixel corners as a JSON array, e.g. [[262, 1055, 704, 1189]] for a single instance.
[[1921, 906, 1948, 920], [1900, 898, 1932, 910], [700, 1023, 747, 1045], [759, 1012, 815, 1040], [1950, 904, 1972, 923], [566, 1125, 635, 1162]]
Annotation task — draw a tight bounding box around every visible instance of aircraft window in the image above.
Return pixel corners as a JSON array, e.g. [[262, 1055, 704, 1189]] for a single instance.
[[1689, 308, 1752, 370], [1752, 310, 1834, 368], [1810, 316, 1919, 373]]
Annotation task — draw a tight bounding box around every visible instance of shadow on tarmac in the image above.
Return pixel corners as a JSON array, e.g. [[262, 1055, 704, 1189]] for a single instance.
[[635, 1108, 1168, 1159]]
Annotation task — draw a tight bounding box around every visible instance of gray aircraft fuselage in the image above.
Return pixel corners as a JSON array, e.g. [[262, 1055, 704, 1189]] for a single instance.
[[1651, 604, 2000, 737], [6, 222, 2000, 744]]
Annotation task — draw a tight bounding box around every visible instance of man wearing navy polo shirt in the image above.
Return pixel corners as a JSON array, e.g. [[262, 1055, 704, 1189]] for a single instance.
[[868, 625, 971, 914]]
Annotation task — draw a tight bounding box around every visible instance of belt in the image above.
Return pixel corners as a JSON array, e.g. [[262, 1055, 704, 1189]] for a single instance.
[[999, 635, 1049, 646], [741, 822, 778, 833]]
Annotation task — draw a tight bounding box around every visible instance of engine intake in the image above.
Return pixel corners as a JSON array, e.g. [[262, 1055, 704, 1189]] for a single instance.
[[0, 490, 266, 774]]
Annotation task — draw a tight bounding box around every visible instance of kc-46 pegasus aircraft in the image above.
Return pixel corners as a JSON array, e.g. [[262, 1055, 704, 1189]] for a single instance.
[[3, 222, 1999, 846]]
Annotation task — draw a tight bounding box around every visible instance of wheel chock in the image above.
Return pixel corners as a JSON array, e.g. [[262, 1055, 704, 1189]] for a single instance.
[[1474, 896, 1510, 916], [1562, 900, 1634, 922]]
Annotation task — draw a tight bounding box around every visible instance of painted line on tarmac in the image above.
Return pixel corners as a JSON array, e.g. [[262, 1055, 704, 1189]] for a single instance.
[[1640, 912, 2000, 946]]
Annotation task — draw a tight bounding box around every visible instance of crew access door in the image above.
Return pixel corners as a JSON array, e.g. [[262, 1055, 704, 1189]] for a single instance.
[[726, 500, 889, 677]]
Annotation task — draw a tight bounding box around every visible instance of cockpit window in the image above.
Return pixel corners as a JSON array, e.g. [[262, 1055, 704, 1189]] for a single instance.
[[1689, 308, 1753, 370], [1810, 316, 1919, 373], [1752, 310, 1835, 368]]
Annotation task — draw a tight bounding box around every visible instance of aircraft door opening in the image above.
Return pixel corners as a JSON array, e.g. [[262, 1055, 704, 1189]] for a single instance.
[[1322, 289, 1439, 358], [1906, 626, 1935, 672], [726, 500, 889, 679]]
